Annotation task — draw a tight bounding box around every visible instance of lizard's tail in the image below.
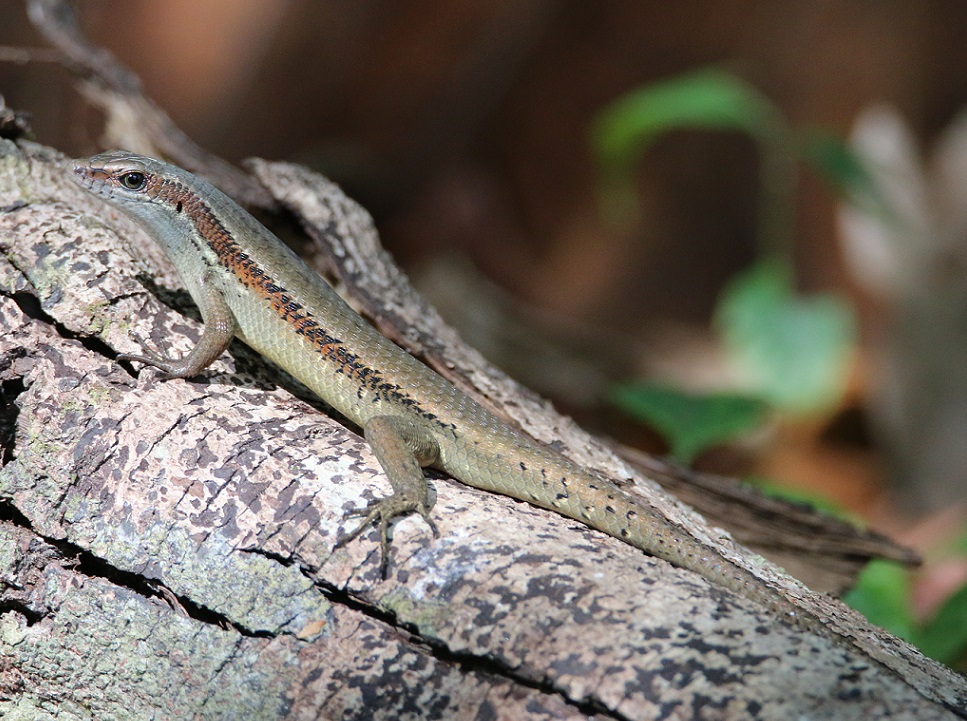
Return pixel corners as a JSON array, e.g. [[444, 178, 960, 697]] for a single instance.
[[472, 438, 831, 636]]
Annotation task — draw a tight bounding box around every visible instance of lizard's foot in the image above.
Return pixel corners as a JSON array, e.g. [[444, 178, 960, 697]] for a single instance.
[[340, 414, 441, 577], [118, 330, 182, 375], [335, 494, 438, 578]]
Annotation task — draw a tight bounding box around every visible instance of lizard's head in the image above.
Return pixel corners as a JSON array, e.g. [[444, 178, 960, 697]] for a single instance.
[[69, 151, 165, 205], [69, 151, 235, 261]]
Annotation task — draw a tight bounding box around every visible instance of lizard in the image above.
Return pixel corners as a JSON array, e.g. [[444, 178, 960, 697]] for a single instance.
[[68, 150, 829, 636]]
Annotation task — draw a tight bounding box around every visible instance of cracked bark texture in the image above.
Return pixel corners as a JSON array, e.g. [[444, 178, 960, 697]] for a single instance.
[[0, 139, 964, 721]]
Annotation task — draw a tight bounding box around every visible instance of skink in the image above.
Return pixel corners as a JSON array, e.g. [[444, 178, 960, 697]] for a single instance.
[[69, 150, 826, 635]]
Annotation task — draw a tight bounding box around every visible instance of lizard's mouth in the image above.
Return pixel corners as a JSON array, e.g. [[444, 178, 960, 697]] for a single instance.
[[68, 160, 95, 188], [68, 159, 115, 197]]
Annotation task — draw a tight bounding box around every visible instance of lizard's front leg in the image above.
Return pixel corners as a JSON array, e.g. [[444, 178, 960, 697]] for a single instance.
[[120, 269, 237, 377]]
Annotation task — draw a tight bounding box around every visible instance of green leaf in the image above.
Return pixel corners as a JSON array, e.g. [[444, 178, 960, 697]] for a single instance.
[[591, 68, 781, 174], [714, 260, 856, 413], [798, 131, 889, 215], [951, 526, 967, 555], [917, 581, 967, 665], [608, 383, 769, 462], [843, 561, 916, 641], [590, 68, 793, 231]]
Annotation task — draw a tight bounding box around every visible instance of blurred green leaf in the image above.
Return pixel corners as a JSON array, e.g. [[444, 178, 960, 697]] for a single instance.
[[608, 383, 769, 462], [799, 131, 889, 215], [917, 582, 967, 665], [714, 260, 855, 412], [843, 561, 916, 641], [954, 529, 967, 555], [590, 68, 795, 234], [592, 68, 781, 173]]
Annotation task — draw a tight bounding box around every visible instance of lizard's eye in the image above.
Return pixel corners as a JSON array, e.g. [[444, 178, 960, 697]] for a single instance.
[[119, 171, 147, 190]]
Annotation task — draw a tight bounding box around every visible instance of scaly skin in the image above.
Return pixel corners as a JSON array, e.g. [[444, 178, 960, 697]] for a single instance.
[[69, 151, 827, 634]]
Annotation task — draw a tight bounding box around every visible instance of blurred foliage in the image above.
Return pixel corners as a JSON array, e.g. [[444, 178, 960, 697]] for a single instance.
[[715, 260, 855, 412], [799, 130, 888, 214], [917, 581, 967, 666], [592, 69, 781, 172], [609, 384, 768, 462], [844, 561, 917, 641], [591, 67, 858, 445], [845, 560, 967, 669], [592, 69, 784, 228]]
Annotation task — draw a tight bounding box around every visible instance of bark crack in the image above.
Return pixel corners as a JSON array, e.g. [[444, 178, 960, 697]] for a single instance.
[[311, 575, 637, 721], [0, 377, 23, 467], [0, 287, 120, 367], [0, 499, 272, 640]]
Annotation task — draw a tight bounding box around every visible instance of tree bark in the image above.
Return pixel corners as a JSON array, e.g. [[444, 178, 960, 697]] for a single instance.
[[0, 139, 964, 720]]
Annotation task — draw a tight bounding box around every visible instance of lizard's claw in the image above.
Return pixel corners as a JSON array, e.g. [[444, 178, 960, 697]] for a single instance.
[[334, 495, 439, 578], [118, 330, 175, 372]]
